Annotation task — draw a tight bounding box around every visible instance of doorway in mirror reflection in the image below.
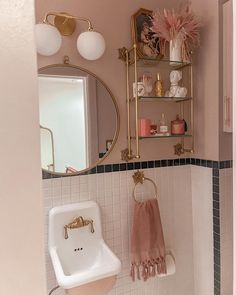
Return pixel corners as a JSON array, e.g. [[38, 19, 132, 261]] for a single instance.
[[39, 75, 87, 172]]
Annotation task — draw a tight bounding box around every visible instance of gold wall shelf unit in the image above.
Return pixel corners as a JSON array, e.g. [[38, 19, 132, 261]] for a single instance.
[[119, 44, 194, 162]]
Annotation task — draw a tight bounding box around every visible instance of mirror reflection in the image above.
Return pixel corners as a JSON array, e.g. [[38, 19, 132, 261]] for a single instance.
[[38, 64, 119, 175]]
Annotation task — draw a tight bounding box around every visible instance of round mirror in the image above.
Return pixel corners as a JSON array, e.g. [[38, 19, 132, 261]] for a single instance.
[[38, 62, 119, 176]]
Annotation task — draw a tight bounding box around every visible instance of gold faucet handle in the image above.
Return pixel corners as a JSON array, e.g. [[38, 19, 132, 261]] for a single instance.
[[75, 216, 84, 226], [64, 225, 69, 239], [90, 220, 94, 233], [84, 219, 95, 233]]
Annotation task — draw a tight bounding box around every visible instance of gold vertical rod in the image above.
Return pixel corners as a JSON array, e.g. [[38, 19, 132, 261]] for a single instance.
[[190, 61, 194, 153], [180, 101, 184, 151], [126, 49, 132, 158], [134, 44, 140, 158]]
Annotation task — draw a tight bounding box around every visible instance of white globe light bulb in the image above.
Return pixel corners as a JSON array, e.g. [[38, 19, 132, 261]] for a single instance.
[[77, 31, 106, 61], [35, 23, 62, 56]]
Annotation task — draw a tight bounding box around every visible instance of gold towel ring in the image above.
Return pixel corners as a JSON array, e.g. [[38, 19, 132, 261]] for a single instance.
[[132, 171, 158, 203]]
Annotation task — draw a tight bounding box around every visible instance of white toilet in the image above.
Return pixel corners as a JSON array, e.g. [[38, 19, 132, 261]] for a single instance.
[[48, 201, 121, 295]]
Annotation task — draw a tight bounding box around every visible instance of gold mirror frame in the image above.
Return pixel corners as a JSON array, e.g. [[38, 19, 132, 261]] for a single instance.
[[38, 62, 120, 177]]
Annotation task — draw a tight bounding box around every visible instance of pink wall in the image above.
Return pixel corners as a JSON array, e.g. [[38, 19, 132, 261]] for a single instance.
[[219, 0, 233, 161], [0, 1, 46, 294], [190, 0, 232, 161], [191, 0, 220, 161], [36, 0, 226, 162]]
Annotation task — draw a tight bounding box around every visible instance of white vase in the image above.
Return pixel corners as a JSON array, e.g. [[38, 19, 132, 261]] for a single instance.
[[169, 37, 182, 66]]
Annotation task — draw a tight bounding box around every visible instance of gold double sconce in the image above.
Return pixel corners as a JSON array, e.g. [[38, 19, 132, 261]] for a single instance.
[[35, 12, 106, 60]]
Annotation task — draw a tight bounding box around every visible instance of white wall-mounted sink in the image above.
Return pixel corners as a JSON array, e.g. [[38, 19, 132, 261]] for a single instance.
[[48, 201, 121, 293]]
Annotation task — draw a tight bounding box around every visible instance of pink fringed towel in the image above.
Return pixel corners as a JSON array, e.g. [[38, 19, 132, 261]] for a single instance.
[[130, 198, 166, 281]]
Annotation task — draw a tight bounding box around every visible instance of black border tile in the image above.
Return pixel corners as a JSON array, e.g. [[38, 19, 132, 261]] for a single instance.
[[186, 158, 191, 165], [214, 279, 220, 291], [180, 158, 186, 165], [112, 164, 119, 172], [220, 161, 225, 169], [225, 160, 231, 168], [141, 161, 148, 169], [214, 272, 220, 281], [213, 201, 220, 210], [214, 264, 221, 275], [207, 160, 213, 168], [190, 158, 196, 165], [213, 193, 219, 202], [134, 162, 141, 170], [213, 224, 220, 235], [213, 185, 220, 194], [213, 161, 219, 169], [127, 163, 134, 170], [97, 165, 104, 174], [174, 159, 180, 166], [105, 165, 112, 173], [155, 160, 161, 168], [213, 216, 220, 227], [148, 161, 154, 168], [161, 160, 167, 167], [214, 243, 221, 254], [213, 177, 219, 186], [119, 163, 127, 171], [213, 169, 219, 177]]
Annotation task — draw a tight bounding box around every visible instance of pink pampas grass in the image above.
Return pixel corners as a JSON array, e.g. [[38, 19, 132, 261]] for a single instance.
[[152, 2, 201, 60]]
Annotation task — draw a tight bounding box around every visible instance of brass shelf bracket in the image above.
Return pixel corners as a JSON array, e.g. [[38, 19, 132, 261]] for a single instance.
[[132, 170, 145, 184]]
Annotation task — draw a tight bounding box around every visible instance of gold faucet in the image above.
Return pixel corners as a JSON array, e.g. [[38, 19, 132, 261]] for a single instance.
[[64, 216, 95, 239]]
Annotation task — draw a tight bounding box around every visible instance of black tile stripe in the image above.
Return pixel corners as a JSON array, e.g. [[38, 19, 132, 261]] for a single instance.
[[42, 159, 232, 179]]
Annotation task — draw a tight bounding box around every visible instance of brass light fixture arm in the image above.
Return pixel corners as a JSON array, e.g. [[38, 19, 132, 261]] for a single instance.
[[43, 12, 93, 32]]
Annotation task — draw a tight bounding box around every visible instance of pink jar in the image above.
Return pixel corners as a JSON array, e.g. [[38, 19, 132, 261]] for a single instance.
[[139, 119, 151, 137], [171, 115, 185, 135]]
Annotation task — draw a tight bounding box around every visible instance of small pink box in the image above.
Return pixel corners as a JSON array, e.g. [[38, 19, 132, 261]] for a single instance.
[[139, 119, 151, 137]]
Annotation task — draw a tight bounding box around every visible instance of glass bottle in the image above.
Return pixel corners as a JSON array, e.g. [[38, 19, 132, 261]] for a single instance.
[[159, 113, 169, 135]]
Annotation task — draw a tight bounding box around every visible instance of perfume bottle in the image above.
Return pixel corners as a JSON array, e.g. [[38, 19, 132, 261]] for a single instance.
[[155, 73, 164, 97], [159, 113, 169, 135]]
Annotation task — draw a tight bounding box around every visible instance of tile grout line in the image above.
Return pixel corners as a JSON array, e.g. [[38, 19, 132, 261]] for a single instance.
[[213, 167, 221, 295]]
